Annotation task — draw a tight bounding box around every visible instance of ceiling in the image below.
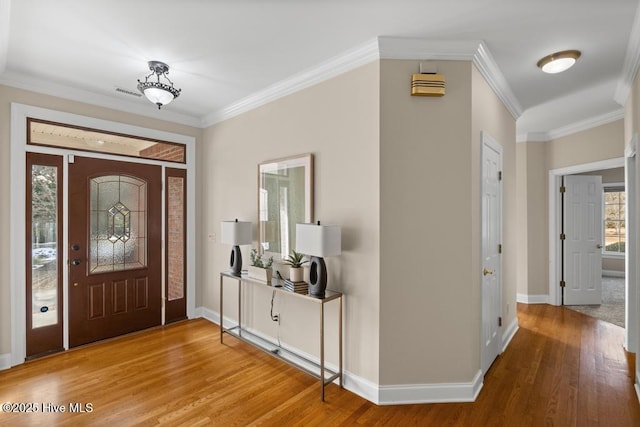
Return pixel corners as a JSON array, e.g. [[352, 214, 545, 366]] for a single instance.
[[1, 0, 639, 141]]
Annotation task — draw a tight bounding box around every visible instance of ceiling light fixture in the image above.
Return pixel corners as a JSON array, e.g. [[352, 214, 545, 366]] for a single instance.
[[137, 60, 181, 109], [537, 50, 581, 74]]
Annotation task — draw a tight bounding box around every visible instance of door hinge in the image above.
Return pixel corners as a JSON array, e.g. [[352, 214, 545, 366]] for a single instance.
[[560, 185, 566, 193], [560, 233, 566, 240], [498, 317, 502, 327], [560, 280, 566, 288], [498, 171, 502, 181], [498, 244, 502, 254]]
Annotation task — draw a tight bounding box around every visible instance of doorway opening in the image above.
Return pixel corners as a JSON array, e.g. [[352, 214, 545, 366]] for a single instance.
[[10, 103, 196, 365], [548, 155, 636, 353]]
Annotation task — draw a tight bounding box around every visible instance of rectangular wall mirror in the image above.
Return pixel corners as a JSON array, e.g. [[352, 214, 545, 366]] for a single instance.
[[258, 153, 314, 260]]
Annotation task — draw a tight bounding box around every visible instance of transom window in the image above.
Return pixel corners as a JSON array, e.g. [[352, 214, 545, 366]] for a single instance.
[[603, 185, 625, 255]]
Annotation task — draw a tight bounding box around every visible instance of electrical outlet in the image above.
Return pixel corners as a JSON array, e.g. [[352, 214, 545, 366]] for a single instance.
[[272, 313, 279, 322]]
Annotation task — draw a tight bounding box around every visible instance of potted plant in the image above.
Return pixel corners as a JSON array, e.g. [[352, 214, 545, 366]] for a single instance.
[[247, 249, 274, 283], [283, 250, 308, 282]]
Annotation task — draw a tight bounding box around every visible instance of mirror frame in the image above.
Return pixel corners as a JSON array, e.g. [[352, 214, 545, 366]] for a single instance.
[[258, 153, 314, 260]]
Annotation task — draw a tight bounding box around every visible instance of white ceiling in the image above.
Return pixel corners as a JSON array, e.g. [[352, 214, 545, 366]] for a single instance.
[[1, 0, 639, 140]]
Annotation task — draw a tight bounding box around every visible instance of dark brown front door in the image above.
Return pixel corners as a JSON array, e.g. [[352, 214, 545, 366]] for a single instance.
[[68, 157, 162, 347]]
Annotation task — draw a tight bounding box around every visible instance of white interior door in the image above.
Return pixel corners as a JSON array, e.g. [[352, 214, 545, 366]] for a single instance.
[[481, 133, 502, 375], [564, 175, 603, 305]]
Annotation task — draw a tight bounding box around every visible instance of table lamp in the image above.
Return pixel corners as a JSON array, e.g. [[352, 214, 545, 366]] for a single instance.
[[221, 219, 252, 276], [296, 221, 341, 297]]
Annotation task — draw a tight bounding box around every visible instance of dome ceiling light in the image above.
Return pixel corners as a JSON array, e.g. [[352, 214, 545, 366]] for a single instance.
[[137, 61, 181, 109], [537, 50, 581, 74]]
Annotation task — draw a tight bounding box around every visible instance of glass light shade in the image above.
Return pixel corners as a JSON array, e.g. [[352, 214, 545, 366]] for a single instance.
[[296, 223, 341, 257], [540, 58, 576, 74], [537, 50, 581, 74], [221, 221, 252, 245], [143, 86, 175, 106]]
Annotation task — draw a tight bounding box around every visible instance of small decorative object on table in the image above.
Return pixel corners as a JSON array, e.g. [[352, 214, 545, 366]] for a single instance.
[[283, 279, 309, 294], [282, 250, 308, 282], [247, 248, 274, 283]]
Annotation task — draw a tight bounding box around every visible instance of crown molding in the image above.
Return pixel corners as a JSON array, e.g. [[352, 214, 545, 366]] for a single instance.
[[0, 0, 11, 75], [205, 36, 522, 127], [201, 38, 381, 127], [615, 3, 640, 105], [377, 36, 480, 60], [516, 108, 624, 142], [0, 70, 202, 128], [473, 42, 522, 119]]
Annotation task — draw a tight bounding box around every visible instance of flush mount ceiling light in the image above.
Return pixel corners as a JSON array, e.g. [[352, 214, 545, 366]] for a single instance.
[[137, 60, 181, 109], [537, 50, 581, 74]]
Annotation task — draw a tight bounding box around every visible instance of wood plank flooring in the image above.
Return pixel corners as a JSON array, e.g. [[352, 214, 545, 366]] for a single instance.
[[0, 304, 638, 426]]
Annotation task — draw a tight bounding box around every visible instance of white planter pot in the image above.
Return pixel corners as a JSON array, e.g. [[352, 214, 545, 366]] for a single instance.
[[289, 267, 304, 282], [247, 266, 272, 283]]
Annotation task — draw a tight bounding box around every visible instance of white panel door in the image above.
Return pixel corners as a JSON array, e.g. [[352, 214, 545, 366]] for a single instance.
[[481, 133, 502, 375], [564, 175, 603, 305]]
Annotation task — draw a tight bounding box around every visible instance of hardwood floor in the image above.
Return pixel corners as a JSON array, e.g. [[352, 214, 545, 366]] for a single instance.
[[1, 304, 638, 426]]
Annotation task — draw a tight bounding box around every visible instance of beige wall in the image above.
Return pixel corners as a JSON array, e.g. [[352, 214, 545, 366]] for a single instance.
[[201, 62, 381, 383], [378, 60, 516, 385], [547, 120, 625, 170], [0, 85, 203, 357]]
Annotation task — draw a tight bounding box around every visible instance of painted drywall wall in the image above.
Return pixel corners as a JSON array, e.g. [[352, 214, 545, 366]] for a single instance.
[[0, 84, 203, 358], [471, 65, 518, 342], [523, 142, 548, 297], [200, 62, 381, 384], [379, 59, 473, 385], [547, 120, 625, 170]]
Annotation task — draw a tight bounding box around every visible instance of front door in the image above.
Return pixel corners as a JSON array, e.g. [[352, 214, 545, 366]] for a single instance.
[[68, 156, 162, 347], [563, 175, 603, 305], [481, 133, 502, 375]]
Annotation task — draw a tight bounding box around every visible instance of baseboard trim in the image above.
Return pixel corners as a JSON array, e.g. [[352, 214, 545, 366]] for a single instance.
[[0, 353, 11, 370], [196, 306, 485, 405], [378, 370, 483, 405], [502, 317, 519, 353], [517, 293, 549, 304], [603, 270, 625, 278]]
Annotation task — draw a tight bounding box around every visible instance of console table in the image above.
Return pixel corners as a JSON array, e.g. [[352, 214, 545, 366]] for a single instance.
[[219, 271, 343, 401]]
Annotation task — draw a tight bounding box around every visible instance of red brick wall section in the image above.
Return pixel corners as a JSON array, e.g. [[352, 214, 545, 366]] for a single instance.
[[167, 176, 184, 300], [139, 143, 185, 162]]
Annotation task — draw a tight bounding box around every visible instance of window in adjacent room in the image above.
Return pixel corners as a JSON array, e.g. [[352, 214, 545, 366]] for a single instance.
[[603, 184, 625, 255]]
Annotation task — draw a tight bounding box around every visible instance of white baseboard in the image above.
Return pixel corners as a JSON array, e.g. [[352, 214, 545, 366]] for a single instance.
[[502, 317, 519, 353], [517, 293, 549, 304], [603, 270, 625, 278], [377, 370, 483, 405], [0, 353, 11, 370], [196, 306, 486, 405]]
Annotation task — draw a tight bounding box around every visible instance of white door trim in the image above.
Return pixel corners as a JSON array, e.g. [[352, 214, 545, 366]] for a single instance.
[[10, 103, 197, 366], [625, 134, 638, 353], [480, 131, 503, 375], [547, 157, 624, 308]]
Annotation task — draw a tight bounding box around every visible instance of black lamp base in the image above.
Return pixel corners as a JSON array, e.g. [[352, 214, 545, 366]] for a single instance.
[[230, 245, 242, 276], [308, 256, 327, 298]]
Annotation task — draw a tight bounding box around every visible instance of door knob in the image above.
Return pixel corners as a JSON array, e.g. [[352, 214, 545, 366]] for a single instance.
[[596, 244, 603, 249], [483, 268, 494, 276], [71, 258, 81, 266]]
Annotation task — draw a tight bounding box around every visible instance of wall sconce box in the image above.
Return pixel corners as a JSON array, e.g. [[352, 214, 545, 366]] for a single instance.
[[411, 74, 445, 97]]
